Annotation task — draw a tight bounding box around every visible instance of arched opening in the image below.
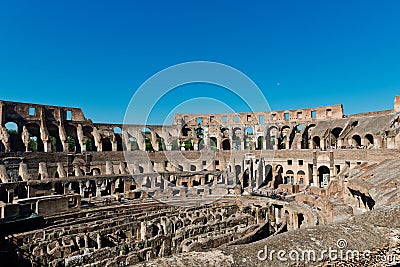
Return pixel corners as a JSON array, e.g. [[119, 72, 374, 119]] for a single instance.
[[317, 165, 330, 188], [278, 126, 290, 149], [330, 127, 343, 148], [157, 137, 166, 151], [263, 164, 273, 186], [331, 127, 342, 139], [222, 139, 230, 150], [235, 165, 241, 184], [274, 165, 283, 188], [267, 126, 278, 150], [257, 136, 264, 150], [142, 128, 154, 152], [26, 123, 44, 152], [352, 135, 361, 147], [302, 124, 316, 149], [232, 127, 242, 150], [65, 125, 81, 153], [196, 127, 204, 150], [365, 134, 374, 147], [297, 170, 306, 185], [113, 127, 123, 151], [29, 136, 38, 152], [83, 126, 96, 151], [245, 127, 253, 149], [4, 122, 24, 152], [170, 139, 178, 150], [128, 137, 139, 151], [47, 124, 63, 152], [102, 138, 113, 151], [285, 170, 294, 184], [312, 136, 320, 149], [210, 137, 218, 151], [54, 182, 64, 195], [181, 125, 192, 137], [184, 139, 193, 150], [243, 169, 250, 188]]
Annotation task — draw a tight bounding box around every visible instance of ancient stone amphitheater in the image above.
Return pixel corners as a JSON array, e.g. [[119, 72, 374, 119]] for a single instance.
[[0, 97, 400, 266]]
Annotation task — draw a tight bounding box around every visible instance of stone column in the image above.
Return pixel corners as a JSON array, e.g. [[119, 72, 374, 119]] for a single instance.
[[163, 175, 169, 190], [79, 183, 85, 197], [273, 136, 278, 150]]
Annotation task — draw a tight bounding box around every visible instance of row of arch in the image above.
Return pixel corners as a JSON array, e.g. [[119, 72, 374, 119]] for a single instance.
[[0, 120, 379, 153]]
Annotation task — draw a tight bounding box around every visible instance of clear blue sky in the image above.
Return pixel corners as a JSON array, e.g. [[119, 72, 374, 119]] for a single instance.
[[1, 1, 399, 124]]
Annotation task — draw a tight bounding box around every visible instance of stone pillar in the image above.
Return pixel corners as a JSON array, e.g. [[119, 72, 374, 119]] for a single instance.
[[273, 137, 278, 150], [79, 183, 85, 197], [112, 141, 117, 151], [105, 161, 114, 175], [321, 138, 326, 150], [7, 189, 14, 203], [329, 150, 335, 179], [95, 181, 102, 196], [217, 135, 222, 150], [312, 151, 318, 186], [97, 233, 102, 249], [163, 175, 169, 190], [84, 235, 89, 248]]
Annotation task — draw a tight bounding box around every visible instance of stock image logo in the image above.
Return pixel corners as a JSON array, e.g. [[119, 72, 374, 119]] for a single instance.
[[257, 238, 400, 265]]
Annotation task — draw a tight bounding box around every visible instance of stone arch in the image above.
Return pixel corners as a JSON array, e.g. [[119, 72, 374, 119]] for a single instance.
[[157, 136, 166, 151], [352, 134, 361, 147], [274, 165, 283, 188], [297, 170, 306, 185], [317, 165, 330, 187], [243, 168, 250, 188], [244, 127, 254, 149], [235, 165, 241, 184], [285, 170, 294, 184], [47, 123, 63, 152], [329, 127, 343, 148], [65, 124, 81, 153], [83, 126, 96, 151], [210, 137, 218, 150], [222, 138, 230, 150], [279, 126, 291, 149], [25, 123, 44, 152], [142, 128, 155, 152], [365, 134, 374, 147], [102, 137, 113, 151], [312, 136, 320, 149], [266, 126, 278, 150], [257, 136, 264, 150], [302, 124, 316, 149], [196, 127, 204, 150], [129, 137, 139, 151], [113, 127, 123, 151], [4, 121, 24, 151], [331, 127, 342, 139], [181, 125, 192, 137], [232, 127, 242, 150], [264, 164, 273, 186]]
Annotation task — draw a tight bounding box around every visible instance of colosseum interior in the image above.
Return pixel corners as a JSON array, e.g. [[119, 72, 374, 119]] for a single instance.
[[0, 96, 400, 266]]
